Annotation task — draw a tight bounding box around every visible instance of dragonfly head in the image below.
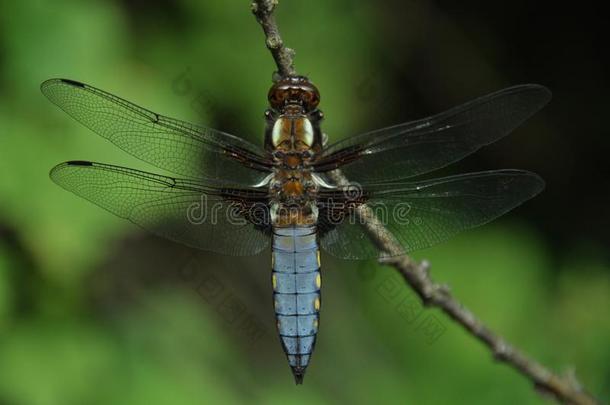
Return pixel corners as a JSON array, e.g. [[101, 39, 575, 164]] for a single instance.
[[268, 75, 320, 113]]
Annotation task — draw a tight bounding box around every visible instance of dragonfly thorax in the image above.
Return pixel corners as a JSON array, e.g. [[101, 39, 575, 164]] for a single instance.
[[269, 150, 320, 226]]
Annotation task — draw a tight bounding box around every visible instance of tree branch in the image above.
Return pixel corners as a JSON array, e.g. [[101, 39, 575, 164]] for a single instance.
[[251, 3, 600, 404], [251, 0, 296, 79]]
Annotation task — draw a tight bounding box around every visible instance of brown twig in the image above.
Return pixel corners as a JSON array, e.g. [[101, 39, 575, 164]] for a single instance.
[[250, 3, 600, 404], [251, 0, 296, 79]]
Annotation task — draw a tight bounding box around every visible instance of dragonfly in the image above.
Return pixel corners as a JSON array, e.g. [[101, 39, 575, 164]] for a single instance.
[[42, 76, 550, 384]]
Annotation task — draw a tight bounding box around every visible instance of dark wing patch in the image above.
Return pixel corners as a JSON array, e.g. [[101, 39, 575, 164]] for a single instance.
[[51, 161, 271, 256], [317, 170, 544, 259]]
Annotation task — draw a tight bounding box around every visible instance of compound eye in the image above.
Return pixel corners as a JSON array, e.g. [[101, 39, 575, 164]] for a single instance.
[[305, 90, 320, 109], [269, 89, 288, 108], [302, 92, 312, 104]]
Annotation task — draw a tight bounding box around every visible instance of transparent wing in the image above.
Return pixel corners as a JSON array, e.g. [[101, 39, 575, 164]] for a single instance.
[[314, 85, 551, 182], [42, 78, 272, 184], [50, 161, 271, 256], [318, 170, 544, 259]]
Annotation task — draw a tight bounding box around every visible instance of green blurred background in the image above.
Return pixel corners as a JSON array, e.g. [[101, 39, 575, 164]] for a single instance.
[[0, 1, 608, 404]]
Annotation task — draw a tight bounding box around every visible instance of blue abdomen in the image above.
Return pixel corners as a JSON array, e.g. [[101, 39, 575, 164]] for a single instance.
[[272, 225, 321, 384]]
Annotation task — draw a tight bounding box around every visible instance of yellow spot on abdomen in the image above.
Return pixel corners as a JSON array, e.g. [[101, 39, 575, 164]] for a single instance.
[[272, 274, 277, 290], [314, 297, 320, 311], [315, 273, 321, 289], [313, 318, 319, 330], [316, 250, 321, 267]]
